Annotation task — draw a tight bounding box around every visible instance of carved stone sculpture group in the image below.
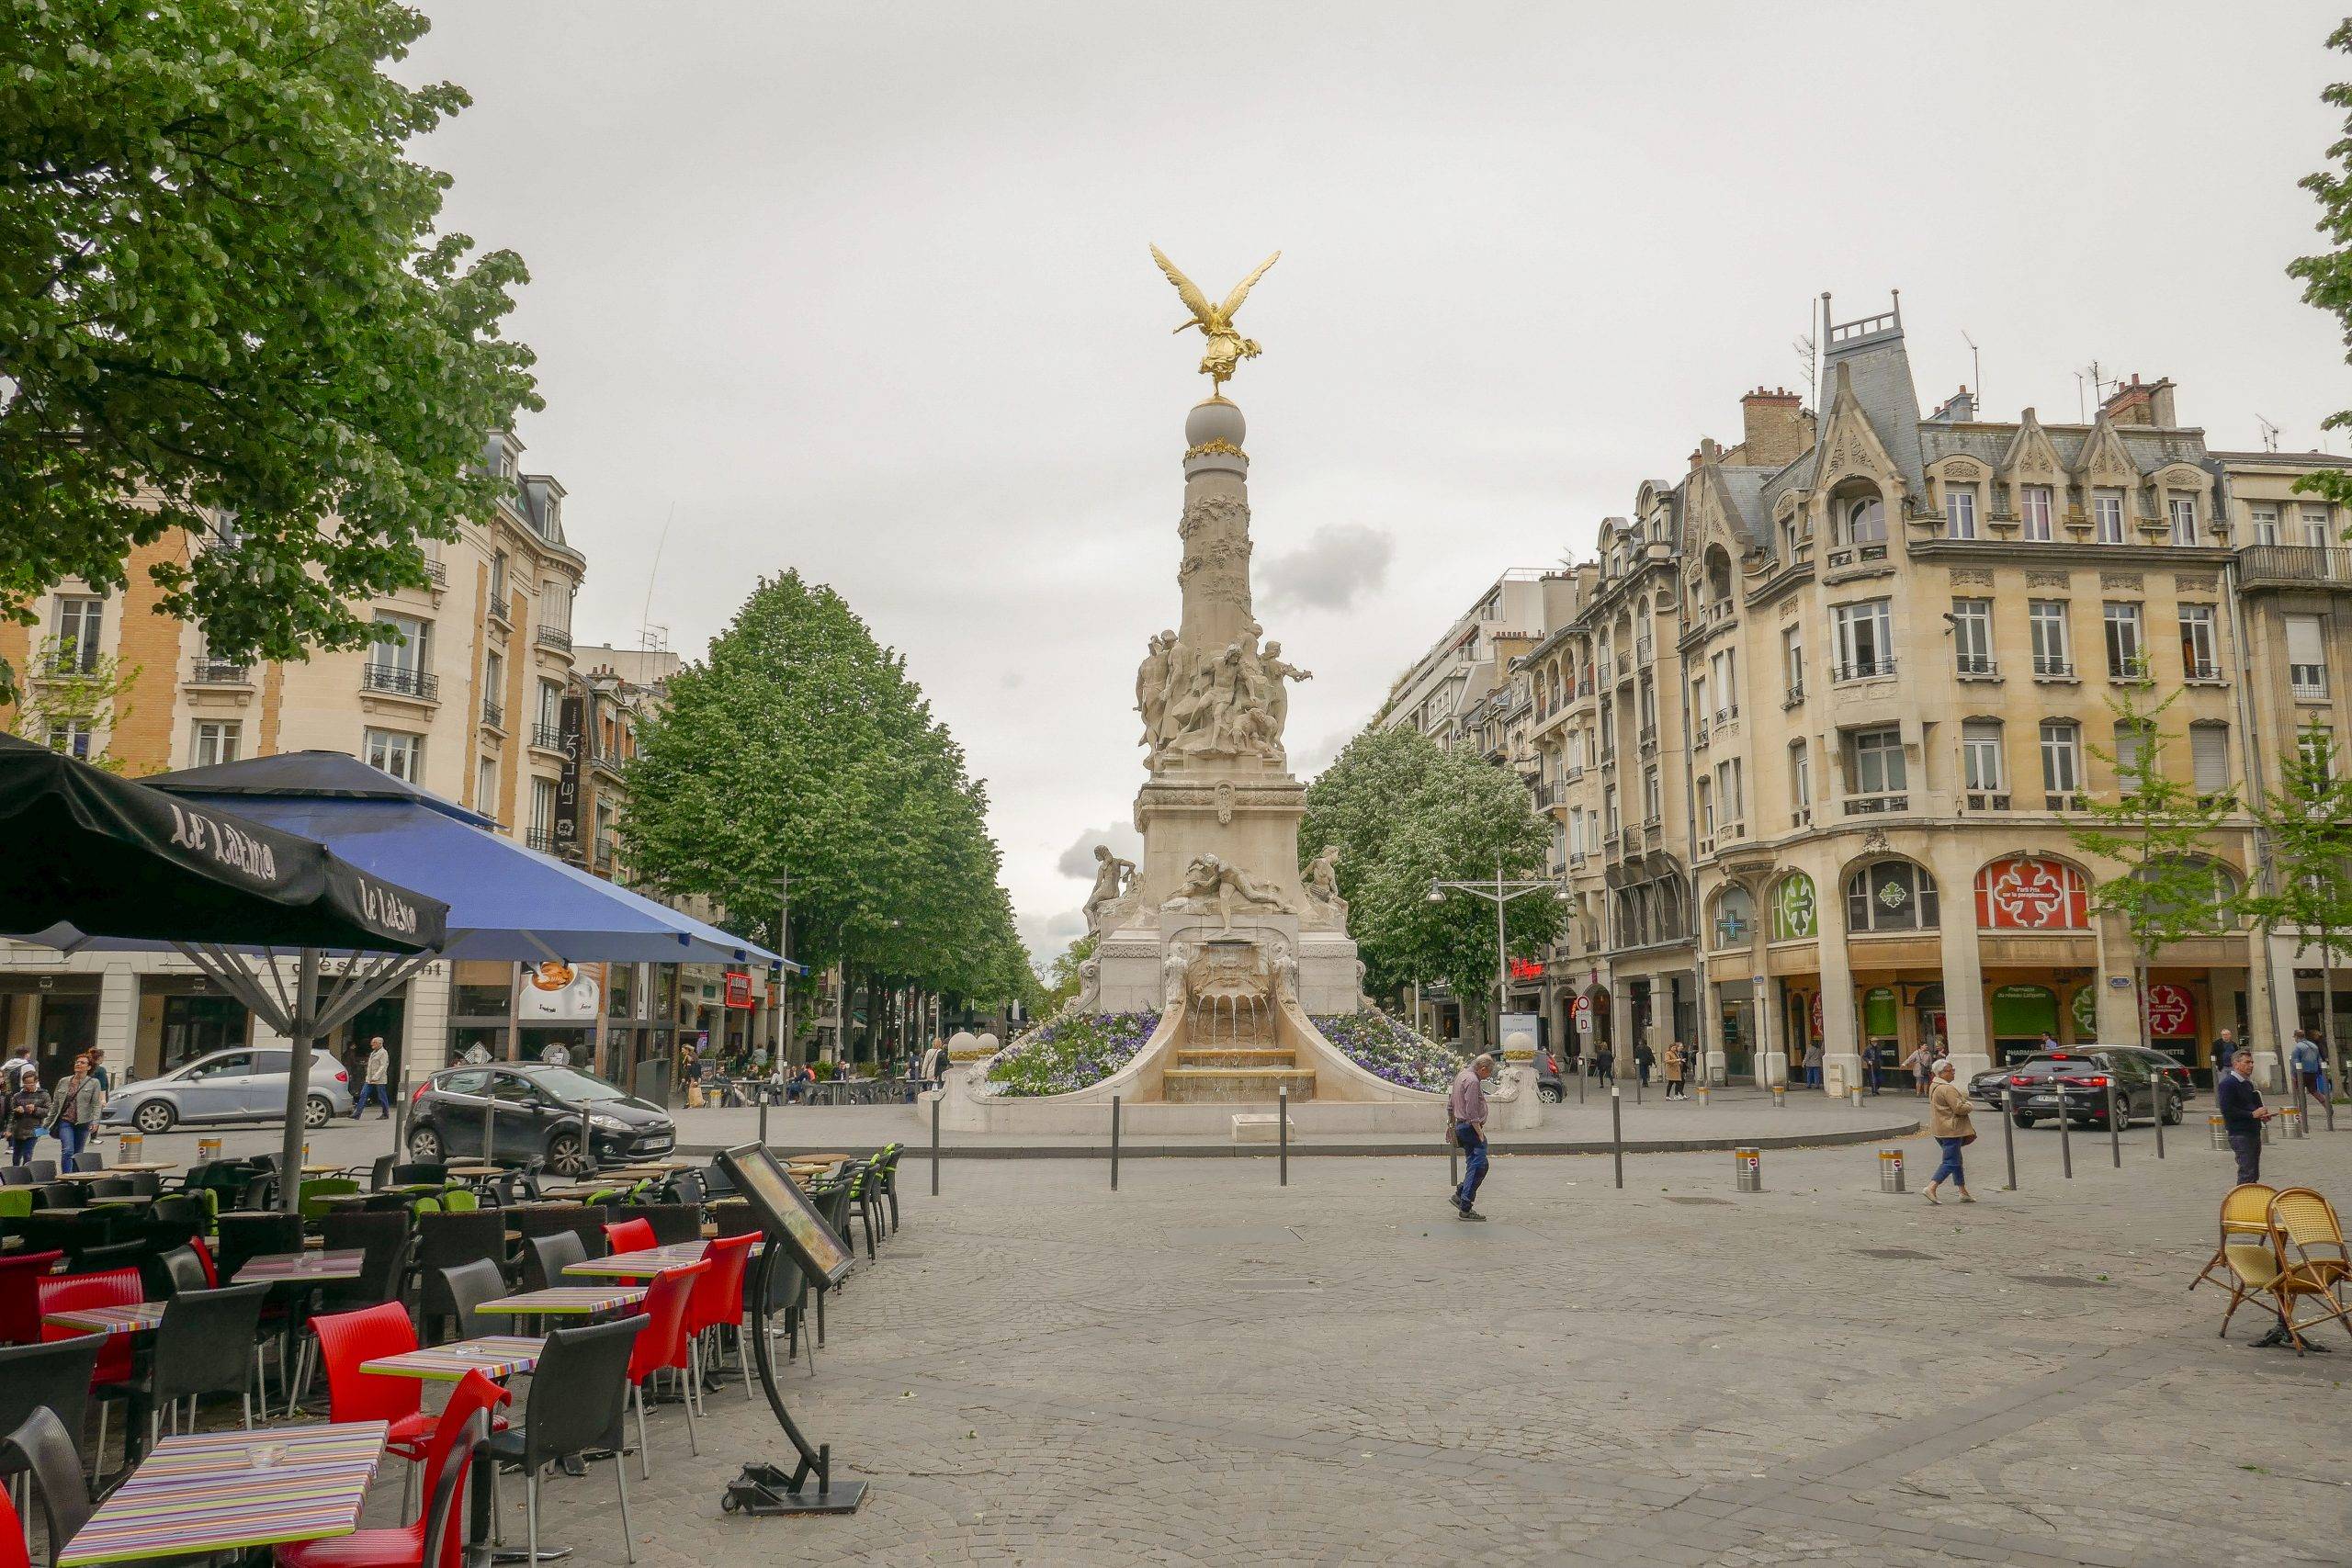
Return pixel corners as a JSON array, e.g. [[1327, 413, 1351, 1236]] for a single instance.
[[1136, 621, 1311, 766]]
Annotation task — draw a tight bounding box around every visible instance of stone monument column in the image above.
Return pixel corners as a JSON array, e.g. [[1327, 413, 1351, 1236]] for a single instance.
[[1174, 398, 1255, 662]]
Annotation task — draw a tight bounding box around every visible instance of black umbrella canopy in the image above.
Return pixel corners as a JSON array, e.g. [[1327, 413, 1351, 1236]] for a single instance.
[[0, 734, 446, 953]]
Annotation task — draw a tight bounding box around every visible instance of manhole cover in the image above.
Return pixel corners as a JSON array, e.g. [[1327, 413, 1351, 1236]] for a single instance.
[[2011, 1274, 2110, 1289], [1857, 1247, 1937, 1260], [1666, 1197, 1733, 1206]]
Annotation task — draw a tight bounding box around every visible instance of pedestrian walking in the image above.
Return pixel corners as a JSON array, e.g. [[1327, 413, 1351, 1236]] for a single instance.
[[1866, 1041, 1884, 1095], [1902, 1042, 1931, 1098], [2210, 1028, 2238, 1089], [1593, 1043, 1614, 1083], [6, 1066, 48, 1167], [2217, 1046, 2273, 1186], [48, 1055, 102, 1170], [919, 1037, 945, 1087], [85, 1046, 111, 1094], [681, 1042, 705, 1108], [2290, 1030, 2324, 1105], [1633, 1040, 1655, 1089], [1447, 1053, 1496, 1221], [1, 1045, 30, 1095], [1922, 1057, 1976, 1204], [1663, 1040, 1686, 1100], [353, 1036, 392, 1119]]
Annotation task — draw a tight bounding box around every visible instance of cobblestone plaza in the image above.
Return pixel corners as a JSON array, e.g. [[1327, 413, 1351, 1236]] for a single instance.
[[370, 1120, 2351, 1567]]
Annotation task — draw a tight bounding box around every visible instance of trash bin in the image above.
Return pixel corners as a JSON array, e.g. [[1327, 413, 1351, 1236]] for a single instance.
[[1878, 1148, 1905, 1192]]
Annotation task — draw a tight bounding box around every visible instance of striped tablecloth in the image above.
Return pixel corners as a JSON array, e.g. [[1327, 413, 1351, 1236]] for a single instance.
[[44, 1303, 166, 1337], [58, 1420, 388, 1566], [361, 1334, 545, 1382], [477, 1286, 647, 1316], [234, 1249, 366, 1283], [564, 1242, 710, 1279]]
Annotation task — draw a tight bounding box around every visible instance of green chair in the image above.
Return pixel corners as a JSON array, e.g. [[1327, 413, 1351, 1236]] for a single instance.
[[297, 1178, 359, 1222], [441, 1187, 481, 1214], [412, 1195, 443, 1217]]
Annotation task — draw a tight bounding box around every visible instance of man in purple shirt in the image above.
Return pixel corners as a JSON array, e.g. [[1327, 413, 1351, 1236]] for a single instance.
[[1449, 1054, 1496, 1220]]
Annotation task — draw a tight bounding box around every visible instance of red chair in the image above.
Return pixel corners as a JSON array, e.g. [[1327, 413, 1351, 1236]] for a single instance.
[[276, 1370, 510, 1568], [0, 1250, 62, 1345], [603, 1218, 655, 1255], [37, 1266, 141, 1463], [684, 1235, 754, 1402], [624, 1260, 707, 1477], [187, 1235, 220, 1288], [312, 1302, 434, 1518]]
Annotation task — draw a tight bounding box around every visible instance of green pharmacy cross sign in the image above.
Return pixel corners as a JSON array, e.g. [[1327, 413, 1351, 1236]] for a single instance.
[[1771, 874, 1816, 941]]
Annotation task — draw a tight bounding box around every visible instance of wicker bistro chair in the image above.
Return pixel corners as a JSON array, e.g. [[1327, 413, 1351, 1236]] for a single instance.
[[2269, 1187, 2352, 1348], [2192, 1183, 2280, 1311], [416, 1211, 507, 1340]]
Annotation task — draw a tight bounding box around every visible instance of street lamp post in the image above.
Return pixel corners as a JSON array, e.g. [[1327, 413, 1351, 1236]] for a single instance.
[[1430, 855, 1568, 1052]]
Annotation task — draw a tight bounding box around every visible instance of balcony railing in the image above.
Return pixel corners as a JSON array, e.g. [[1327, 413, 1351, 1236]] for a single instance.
[[2236, 544, 2352, 591], [189, 658, 250, 685], [594, 837, 616, 869], [481, 698, 504, 729], [1791, 806, 1814, 828], [1714, 704, 1739, 727], [526, 829, 556, 853], [1831, 658, 1896, 683], [1963, 790, 2011, 812], [422, 558, 447, 587], [531, 722, 565, 751], [2032, 654, 2076, 681], [1842, 790, 1910, 816], [1634, 636, 1654, 665], [536, 626, 573, 653], [1784, 680, 1804, 708], [361, 663, 437, 701], [1955, 655, 1999, 678], [1637, 724, 1657, 751], [1566, 763, 1585, 782]]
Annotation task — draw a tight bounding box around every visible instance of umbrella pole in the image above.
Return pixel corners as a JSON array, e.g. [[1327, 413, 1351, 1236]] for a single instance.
[[279, 949, 322, 1213]]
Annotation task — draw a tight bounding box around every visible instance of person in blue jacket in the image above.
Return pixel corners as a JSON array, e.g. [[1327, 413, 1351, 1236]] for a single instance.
[[2216, 1045, 2274, 1186]]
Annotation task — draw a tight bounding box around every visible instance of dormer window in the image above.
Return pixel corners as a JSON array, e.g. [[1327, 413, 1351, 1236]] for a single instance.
[[1946, 484, 1978, 540], [2020, 485, 2053, 542], [1842, 494, 1886, 546], [2168, 495, 2199, 547]]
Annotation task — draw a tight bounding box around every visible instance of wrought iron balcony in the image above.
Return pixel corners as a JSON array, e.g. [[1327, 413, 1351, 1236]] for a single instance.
[[536, 626, 573, 653], [531, 723, 565, 751], [2236, 544, 2352, 592], [189, 658, 251, 685], [481, 698, 504, 729], [360, 663, 437, 701]]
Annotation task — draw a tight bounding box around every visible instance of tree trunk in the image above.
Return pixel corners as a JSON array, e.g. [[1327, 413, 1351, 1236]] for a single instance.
[[2323, 933, 2340, 1107]]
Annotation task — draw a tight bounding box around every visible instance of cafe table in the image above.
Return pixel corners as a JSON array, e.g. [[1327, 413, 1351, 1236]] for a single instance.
[[234, 1248, 366, 1284], [361, 1334, 544, 1382], [476, 1285, 646, 1317], [56, 1419, 390, 1567], [562, 1242, 712, 1280], [44, 1301, 166, 1337]]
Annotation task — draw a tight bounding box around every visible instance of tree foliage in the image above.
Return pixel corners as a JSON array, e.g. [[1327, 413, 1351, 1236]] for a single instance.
[[2290, 17, 2352, 515], [1302, 725, 1561, 1035], [3, 637, 141, 773], [1041, 931, 1098, 1013], [0, 0, 539, 699], [620, 572, 1031, 1022], [2250, 721, 2352, 1089]]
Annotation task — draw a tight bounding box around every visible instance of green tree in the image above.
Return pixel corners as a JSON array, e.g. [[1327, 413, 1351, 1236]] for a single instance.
[[2290, 18, 2352, 522], [621, 573, 1029, 1061], [1303, 725, 1561, 1044], [1040, 931, 1098, 1013], [2249, 721, 2352, 1099], [2066, 670, 2245, 1074], [4, 637, 140, 772], [0, 1, 538, 700]]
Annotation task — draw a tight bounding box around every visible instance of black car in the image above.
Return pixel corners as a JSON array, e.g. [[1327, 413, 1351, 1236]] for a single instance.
[[1969, 1044, 2195, 1111], [1536, 1052, 1566, 1103], [1987, 1051, 2188, 1130], [405, 1062, 675, 1173]]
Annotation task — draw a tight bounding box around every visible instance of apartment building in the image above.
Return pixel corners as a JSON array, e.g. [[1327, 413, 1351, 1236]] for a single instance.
[[1502, 296, 2324, 1092]]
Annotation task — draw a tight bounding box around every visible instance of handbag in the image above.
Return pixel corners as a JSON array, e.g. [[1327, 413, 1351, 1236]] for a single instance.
[[1960, 1132, 1978, 1146]]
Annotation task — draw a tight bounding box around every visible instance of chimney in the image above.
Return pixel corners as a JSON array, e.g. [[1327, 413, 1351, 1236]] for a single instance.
[[2100, 373, 2178, 429], [1739, 386, 1809, 467]]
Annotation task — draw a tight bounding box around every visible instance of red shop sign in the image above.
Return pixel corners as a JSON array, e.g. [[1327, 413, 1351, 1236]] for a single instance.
[[722, 971, 752, 1010], [2142, 983, 2194, 1038]]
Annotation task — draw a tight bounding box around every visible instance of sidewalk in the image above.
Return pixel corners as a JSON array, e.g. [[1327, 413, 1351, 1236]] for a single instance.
[[667, 1082, 1922, 1157]]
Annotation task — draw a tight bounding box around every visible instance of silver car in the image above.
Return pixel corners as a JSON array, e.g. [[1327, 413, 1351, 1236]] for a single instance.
[[99, 1047, 356, 1134]]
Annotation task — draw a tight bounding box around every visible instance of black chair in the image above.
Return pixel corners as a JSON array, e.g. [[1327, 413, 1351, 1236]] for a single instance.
[[507, 1203, 604, 1259], [521, 1232, 586, 1295], [0, 1407, 95, 1564], [368, 1155, 395, 1192], [28, 1183, 74, 1212], [65, 1240, 151, 1276], [24, 1162, 56, 1183], [83, 1179, 134, 1201], [622, 1205, 699, 1247], [0, 1168, 30, 1187], [483, 1316, 647, 1565], [144, 1242, 211, 1299], [390, 1161, 447, 1187], [214, 1212, 303, 1282], [870, 1144, 903, 1234], [665, 1171, 707, 1208], [416, 1212, 504, 1337], [70, 1152, 103, 1174], [135, 1194, 205, 1254], [118, 1282, 272, 1459], [0, 1338, 99, 1491], [438, 1259, 511, 1341], [318, 1210, 413, 1313], [699, 1163, 738, 1200]]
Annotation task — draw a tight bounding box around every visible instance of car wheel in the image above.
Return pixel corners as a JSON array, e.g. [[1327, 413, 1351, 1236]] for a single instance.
[[1538, 1085, 1563, 1103], [2013, 1114, 2035, 1129], [2164, 1095, 2184, 1125], [407, 1124, 443, 1162], [303, 1094, 335, 1130], [546, 1129, 587, 1177], [132, 1099, 177, 1134]]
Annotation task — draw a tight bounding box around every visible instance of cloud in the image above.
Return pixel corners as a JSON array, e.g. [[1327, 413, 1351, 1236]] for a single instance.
[[1288, 727, 1354, 780], [1259, 524, 1396, 613], [1015, 906, 1091, 969], [1055, 821, 1144, 880]]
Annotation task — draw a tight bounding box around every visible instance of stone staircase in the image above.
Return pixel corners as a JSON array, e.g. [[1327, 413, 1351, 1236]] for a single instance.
[[1160, 1029, 1317, 1104]]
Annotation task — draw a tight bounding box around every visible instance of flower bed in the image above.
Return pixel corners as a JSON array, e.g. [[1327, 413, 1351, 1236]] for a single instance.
[[983, 1012, 1160, 1097], [1313, 1011, 1465, 1093]]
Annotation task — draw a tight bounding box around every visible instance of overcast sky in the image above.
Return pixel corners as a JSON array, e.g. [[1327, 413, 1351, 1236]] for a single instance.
[[403, 2, 2352, 961]]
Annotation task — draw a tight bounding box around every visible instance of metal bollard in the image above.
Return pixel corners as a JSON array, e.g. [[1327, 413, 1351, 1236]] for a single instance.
[[1695, 1082, 1710, 1109], [2057, 1091, 2074, 1179], [1111, 1094, 1120, 1191], [1577, 1059, 1587, 1104], [2209, 1114, 2230, 1150], [1450, 1132, 1460, 1190], [2000, 1089, 2019, 1191], [1734, 1146, 1761, 1193], [2282, 1105, 2308, 1141], [1771, 1084, 1786, 1109], [1278, 1087, 1289, 1186], [758, 1089, 769, 1151], [1849, 1087, 1864, 1110], [930, 1091, 941, 1197], [1878, 1147, 1905, 1193], [1610, 1084, 1624, 1190], [2106, 1080, 2121, 1169], [1635, 1075, 1644, 1105], [2154, 1083, 2165, 1160]]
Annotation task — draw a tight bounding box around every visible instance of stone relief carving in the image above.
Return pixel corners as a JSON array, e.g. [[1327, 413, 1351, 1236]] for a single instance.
[[1159, 852, 1294, 928], [1303, 842, 1348, 925], [1951, 567, 1995, 586], [2176, 574, 2218, 593], [1084, 844, 1137, 935], [1145, 624, 1312, 765], [1162, 941, 1191, 1007], [2025, 570, 2070, 587], [2099, 571, 2143, 591], [1135, 630, 1176, 749], [1268, 932, 1299, 1003]]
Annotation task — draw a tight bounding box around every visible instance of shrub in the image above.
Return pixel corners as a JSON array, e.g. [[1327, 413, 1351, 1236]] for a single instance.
[[1313, 1011, 1464, 1093], [985, 1012, 1160, 1097]]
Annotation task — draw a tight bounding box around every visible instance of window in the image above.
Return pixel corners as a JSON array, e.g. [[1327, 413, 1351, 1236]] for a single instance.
[[2288, 613, 2328, 697], [2040, 720, 2082, 805], [365, 728, 423, 783], [1710, 649, 1737, 720], [1713, 886, 1754, 948], [476, 756, 499, 818], [1690, 676, 1708, 732], [1846, 860, 1939, 932], [1831, 600, 1894, 680], [483, 648, 504, 702], [1843, 494, 1886, 545], [191, 720, 241, 768], [1603, 785, 1619, 837], [1637, 677, 1657, 733], [2250, 503, 2280, 547], [47, 720, 92, 761], [2302, 503, 2335, 548], [1790, 741, 1812, 820], [1947, 484, 1978, 539], [2167, 494, 2199, 547], [2027, 600, 2072, 677], [1696, 777, 1713, 840], [1567, 807, 1584, 858], [371, 613, 427, 672], [2020, 484, 2054, 542], [2114, 719, 2152, 786], [536, 678, 564, 740], [1962, 718, 2004, 793], [2191, 722, 2230, 798], [1951, 599, 1994, 675], [489, 550, 509, 612], [2178, 604, 2218, 681], [2103, 602, 2144, 680], [2300, 727, 2337, 776], [541, 581, 572, 633], [51, 595, 104, 674], [2094, 489, 2126, 545], [1781, 626, 1804, 701], [528, 777, 558, 852], [1849, 726, 1906, 805], [1643, 764, 1660, 823]]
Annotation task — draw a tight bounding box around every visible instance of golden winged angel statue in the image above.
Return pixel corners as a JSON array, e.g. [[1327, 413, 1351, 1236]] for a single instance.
[[1149, 244, 1280, 392]]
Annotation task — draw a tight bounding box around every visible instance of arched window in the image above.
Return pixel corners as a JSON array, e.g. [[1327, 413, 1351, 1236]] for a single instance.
[[1846, 859, 1939, 932], [1704, 546, 1733, 605], [1842, 493, 1887, 546], [2127, 857, 2240, 931], [1712, 885, 1754, 949], [1770, 873, 1817, 940], [1974, 856, 2089, 931]]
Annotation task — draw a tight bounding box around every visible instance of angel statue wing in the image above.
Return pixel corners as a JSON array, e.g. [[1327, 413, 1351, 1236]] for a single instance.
[[1218, 251, 1281, 321], [1150, 244, 1216, 327]]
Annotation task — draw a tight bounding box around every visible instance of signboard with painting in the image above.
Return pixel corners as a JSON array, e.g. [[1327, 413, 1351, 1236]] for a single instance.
[[2143, 982, 2195, 1039], [516, 960, 603, 1022], [724, 970, 752, 1010], [1973, 856, 2089, 931]]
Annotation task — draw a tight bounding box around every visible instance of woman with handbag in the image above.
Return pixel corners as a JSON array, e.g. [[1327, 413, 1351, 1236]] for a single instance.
[[1923, 1055, 1975, 1204]]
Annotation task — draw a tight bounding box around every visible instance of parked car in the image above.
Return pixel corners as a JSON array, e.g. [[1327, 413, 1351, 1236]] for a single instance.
[[1969, 1044, 2195, 1111], [1987, 1051, 2188, 1130], [1536, 1052, 1566, 1103], [405, 1061, 675, 1173], [98, 1047, 354, 1134]]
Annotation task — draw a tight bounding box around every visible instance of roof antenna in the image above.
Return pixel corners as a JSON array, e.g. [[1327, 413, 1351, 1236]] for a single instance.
[[639, 501, 675, 654], [1961, 331, 1981, 413], [2257, 414, 2282, 454]]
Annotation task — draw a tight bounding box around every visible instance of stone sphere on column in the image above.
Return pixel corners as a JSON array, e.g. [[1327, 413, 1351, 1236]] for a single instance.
[[1184, 396, 1245, 451]]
